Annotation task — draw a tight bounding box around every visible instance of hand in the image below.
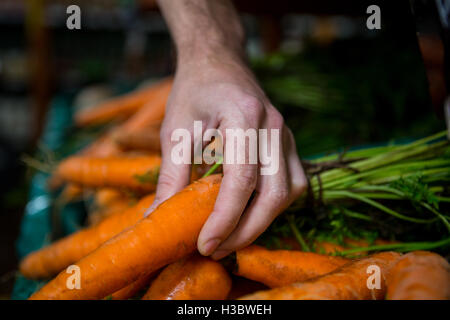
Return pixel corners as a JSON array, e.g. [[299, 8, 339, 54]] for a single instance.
[[149, 53, 307, 260]]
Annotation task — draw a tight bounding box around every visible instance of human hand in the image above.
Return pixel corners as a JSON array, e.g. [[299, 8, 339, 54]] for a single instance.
[[148, 53, 307, 260]]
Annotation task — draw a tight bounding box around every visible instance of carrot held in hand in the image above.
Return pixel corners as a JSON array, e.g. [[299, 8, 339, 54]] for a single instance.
[[29, 174, 222, 300], [142, 255, 231, 300], [386, 251, 450, 300], [235, 245, 349, 288], [75, 77, 172, 127], [57, 155, 161, 193], [20, 194, 155, 279], [240, 251, 400, 300]]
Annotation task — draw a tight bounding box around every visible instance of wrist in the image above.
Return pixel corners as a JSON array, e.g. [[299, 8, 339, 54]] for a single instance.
[[177, 44, 247, 76], [177, 42, 246, 70]]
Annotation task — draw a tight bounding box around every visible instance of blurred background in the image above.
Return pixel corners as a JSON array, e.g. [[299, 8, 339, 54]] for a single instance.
[[0, 0, 447, 298]]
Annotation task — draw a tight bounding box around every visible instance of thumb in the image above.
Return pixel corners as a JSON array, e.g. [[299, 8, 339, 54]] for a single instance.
[[144, 131, 191, 216]]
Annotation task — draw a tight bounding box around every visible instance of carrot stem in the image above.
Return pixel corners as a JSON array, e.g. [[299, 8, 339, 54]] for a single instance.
[[338, 237, 450, 256], [287, 215, 310, 252], [202, 158, 223, 178]]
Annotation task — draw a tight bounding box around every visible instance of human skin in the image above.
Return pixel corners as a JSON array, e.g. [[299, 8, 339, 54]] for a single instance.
[[152, 0, 307, 260]]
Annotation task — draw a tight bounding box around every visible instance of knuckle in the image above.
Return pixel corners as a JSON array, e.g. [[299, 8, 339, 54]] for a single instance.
[[159, 126, 172, 142], [268, 186, 290, 206], [285, 126, 295, 141], [232, 169, 257, 191], [239, 96, 264, 118], [268, 108, 285, 129], [219, 216, 239, 234], [292, 176, 308, 198], [156, 171, 177, 190]]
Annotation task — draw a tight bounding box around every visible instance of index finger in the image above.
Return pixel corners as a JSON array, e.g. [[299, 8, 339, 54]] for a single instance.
[[197, 133, 258, 256]]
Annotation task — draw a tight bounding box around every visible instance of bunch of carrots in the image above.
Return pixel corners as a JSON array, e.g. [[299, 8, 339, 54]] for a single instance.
[[19, 78, 450, 300]]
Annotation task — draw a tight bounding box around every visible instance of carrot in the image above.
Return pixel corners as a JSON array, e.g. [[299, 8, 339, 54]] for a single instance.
[[226, 276, 269, 300], [57, 155, 161, 193], [113, 124, 161, 152], [239, 251, 401, 300], [49, 134, 122, 196], [269, 236, 396, 255], [53, 94, 167, 197], [47, 174, 66, 191], [314, 238, 398, 256], [80, 131, 123, 158], [75, 77, 172, 127], [94, 188, 127, 208], [142, 255, 231, 300], [88, 189, 134, 226], [20, 194, 155, 279], [235, 245, 349, 288], [50, 77, 170, 195], [50, 76, 170, 195], [118, 86, 169, 133], [386, 251, 450, 300], [29, 174, 222, 300], [108, 272, 156, 300], [59, 184, 84, 202], [88, 205, 129, 227]]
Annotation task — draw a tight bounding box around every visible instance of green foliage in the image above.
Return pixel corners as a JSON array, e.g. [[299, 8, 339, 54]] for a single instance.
[[390, 175, 439, 210], [258, 133, 450, 256]]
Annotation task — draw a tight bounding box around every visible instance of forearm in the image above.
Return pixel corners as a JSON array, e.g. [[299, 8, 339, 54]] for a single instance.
[[157, 0, 245, 64]]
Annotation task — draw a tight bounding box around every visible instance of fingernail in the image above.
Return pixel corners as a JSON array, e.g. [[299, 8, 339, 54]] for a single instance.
[[211, 249, 230, 260], [200, 239, 221, 256]]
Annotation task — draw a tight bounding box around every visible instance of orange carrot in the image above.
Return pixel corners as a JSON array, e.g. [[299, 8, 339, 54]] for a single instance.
[[386, 251, 450, 300], [49, 134, 122, 196], [268, 236, 396, 255], [47, 174, 66, 192], [50, 78, 170, 195], [226, 276, 269, 300], [240, 251, 400, 300], [235, 245, 349, 288], [59, 184, 84, 202], [113, 125, 161, 152], [314, 238, 397, 256], [88, 204, 130, 227], [54, 95, 167, 197], [118, 85, 169, 133], [20, 194, 155, 279], [94, 188, 127, 208], [75, 77, 172, 127], [88, 189, 134, 226], [80, 131, 123, 158], [29, 174, 222, 300], [108, 272, 156, 300], [57, 155, 161, 193], [142, 255, 231, 300]]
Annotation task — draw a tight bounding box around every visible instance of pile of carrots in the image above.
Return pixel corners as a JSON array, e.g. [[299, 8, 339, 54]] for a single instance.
[[19, 78, 450, 300]]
